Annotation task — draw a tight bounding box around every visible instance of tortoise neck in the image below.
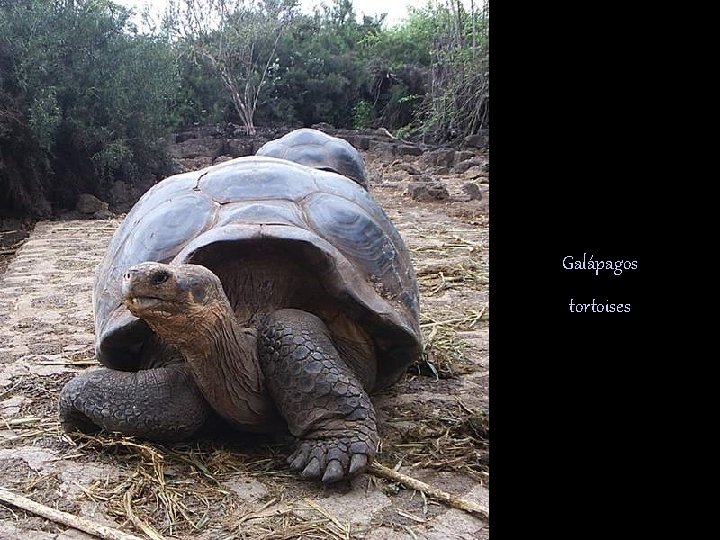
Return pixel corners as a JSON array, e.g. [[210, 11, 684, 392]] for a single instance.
[[157, 300, 281, 431]]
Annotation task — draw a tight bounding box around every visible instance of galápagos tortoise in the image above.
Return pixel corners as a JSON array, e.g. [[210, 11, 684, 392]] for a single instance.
[[256, 128, 369, 189], [59, 155, 421, 483]]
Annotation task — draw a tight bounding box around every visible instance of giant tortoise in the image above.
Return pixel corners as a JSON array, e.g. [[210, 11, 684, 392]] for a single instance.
[[59, 155, 421, 483], [256, 128, 368, 189]]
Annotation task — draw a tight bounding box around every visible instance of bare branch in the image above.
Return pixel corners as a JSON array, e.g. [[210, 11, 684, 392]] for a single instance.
[[0, 487, 143, 540], [368, 463, 489, 519], [168, 0, 294, 134]]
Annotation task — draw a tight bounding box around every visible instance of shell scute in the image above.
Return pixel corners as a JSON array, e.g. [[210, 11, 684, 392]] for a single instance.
[[200, 158, 317, 203]]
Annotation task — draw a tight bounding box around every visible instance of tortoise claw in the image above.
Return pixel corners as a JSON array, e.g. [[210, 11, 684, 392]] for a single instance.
[[322, 459, 346, 484], [301, 456, 322, 479], [288, 443, 311, 471], [349, 453, 368, 475], [290, 435, 375, 483]]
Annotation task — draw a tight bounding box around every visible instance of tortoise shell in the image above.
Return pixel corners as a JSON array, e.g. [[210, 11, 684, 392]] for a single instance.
[[256, 129, 368, 189], [94, 156, 420, 389]]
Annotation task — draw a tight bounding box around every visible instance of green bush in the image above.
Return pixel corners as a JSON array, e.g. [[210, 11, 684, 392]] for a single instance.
[[352, 100, 375, 129], [0, 0, 178, 216]]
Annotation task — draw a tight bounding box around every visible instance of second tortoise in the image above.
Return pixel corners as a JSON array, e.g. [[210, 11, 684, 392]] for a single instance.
[[256, 128, 369, 189]]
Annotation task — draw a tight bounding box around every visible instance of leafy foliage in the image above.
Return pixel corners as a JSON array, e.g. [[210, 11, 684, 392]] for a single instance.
[[0, 0, 178, 216], [417, 0, 490, 142], [1, 0, 489, 217], [352, 100, 375, 129], [361, 0, 489, 142]]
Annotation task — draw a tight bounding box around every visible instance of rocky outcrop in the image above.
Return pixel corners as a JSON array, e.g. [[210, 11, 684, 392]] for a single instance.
[[76, 194, 108, 214], [462, 131, 489, 149], [461, 183, 482, 201], [420, 148, 457, 169], [407, 180, 450, 202], [454, 156, 487, 174]]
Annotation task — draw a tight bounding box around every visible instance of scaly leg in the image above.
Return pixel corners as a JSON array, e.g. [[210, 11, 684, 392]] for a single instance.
[[258, 308, 378, 483], [59, 363, 211, 442]]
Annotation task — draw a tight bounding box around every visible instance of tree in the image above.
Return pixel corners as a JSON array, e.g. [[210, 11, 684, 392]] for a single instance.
[[421, 0, 489, 141], [166, 0, 297, 135], [0, 0, 179, 216], [360, 0, 489, 141], [262, 0, 383, 128]]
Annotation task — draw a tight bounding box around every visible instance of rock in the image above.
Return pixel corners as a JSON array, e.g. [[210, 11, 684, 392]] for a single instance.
[[454, 156, 487, 174], [212, 139, 253, 163], [354, 136, 372, 151], [58, 210, 83, 220], [172, 162, 189, 175], [434, 166, 450, 175], [463, 131, 489, 149], [408, 181, 450, 202], [185, 157, 212, 170], [455, 150, 476, 164], [462, 183, 482, 201], [340, 134, 371, 151], [463, 165, 487, 180], [224, 122, 248, 137], [421, 148, 456, 168], [76, 194, 108, 214], [311, 122, 335, 130], [395, 144, 423, 156], [375, 142, 397, 159], [93, 209, 114, 220], [170, 137, 218, 159]]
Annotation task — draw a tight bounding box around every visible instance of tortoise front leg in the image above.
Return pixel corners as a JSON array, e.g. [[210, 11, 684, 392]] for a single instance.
[[258, 309, 378, 484], [59, 363, 211, 442]]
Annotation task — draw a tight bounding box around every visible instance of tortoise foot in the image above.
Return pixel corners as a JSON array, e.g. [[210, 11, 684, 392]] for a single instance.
[[258, 308, 379, 483], [288, 432, 377, 483]]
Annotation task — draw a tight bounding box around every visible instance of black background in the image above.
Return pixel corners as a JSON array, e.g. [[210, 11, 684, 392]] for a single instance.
[[489, 1, 662, 536]]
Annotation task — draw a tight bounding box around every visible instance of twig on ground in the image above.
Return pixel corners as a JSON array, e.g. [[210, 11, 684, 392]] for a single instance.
[[0, 487, 143, 540], [368, 462, 489, 520]]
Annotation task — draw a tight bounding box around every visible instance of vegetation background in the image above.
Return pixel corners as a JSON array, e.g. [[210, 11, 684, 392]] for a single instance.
[[0, 0, 489, 217]]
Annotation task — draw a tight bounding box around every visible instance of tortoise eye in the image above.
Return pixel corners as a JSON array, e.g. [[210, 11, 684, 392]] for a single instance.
[[151, 271, 169, 285]]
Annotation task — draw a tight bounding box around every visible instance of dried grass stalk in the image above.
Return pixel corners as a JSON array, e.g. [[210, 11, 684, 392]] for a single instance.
[[123, 484, 165, 540]]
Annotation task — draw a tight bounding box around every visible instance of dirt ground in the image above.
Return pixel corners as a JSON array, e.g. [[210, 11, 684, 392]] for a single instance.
[[0, 139, 489, 539]]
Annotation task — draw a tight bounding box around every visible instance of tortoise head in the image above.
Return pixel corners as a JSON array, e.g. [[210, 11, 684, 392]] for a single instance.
[[122, 262, 228, 328]]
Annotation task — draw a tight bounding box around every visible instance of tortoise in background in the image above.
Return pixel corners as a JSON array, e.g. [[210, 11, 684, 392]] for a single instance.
[[256, 128, 368, 189], [59, 155, 421, 483]]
